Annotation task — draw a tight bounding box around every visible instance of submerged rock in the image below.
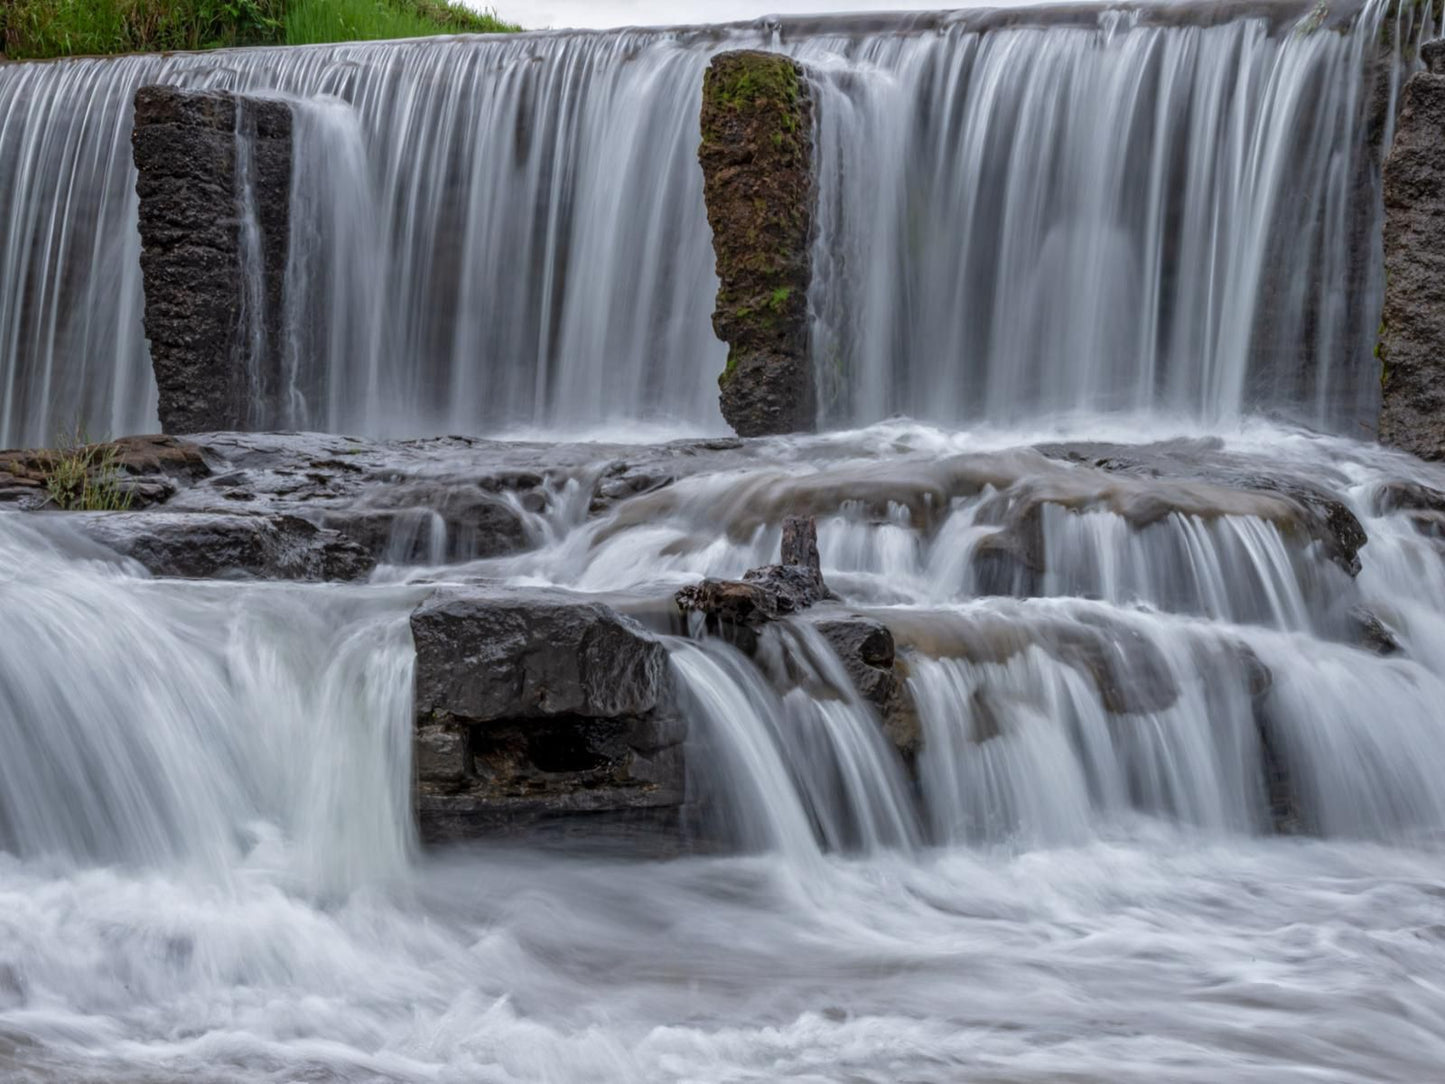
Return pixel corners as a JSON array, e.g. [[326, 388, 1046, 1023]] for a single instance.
[[1035, 439, 1369, 576], [410, 587, 685, 848], [676, 516, 920, 760], [699, 51, 816, 437], [69, 511, 374, 581]]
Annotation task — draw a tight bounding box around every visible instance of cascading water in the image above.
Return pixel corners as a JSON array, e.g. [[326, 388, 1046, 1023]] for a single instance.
[[0, 0, 1435, 445], [4, 1, 1445, 1080]]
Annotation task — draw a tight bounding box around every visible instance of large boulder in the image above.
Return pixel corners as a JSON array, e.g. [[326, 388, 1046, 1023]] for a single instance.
[[1378, 41, 1445, 460], [409, 588, 686, 847], [699, 51, 816, 437]]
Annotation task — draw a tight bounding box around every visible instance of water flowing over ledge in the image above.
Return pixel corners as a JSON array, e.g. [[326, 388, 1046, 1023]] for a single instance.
[[4, 417, 1445, 1080], [4, 3, 1445, 1080], [0, 0, 1436, 446]]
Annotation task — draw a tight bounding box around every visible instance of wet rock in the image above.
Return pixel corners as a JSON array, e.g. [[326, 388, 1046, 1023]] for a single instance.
[[322, 484, 529, 562], [132, 86, 292, 433], [1050, 619, 1180, 717], [1378, 51, 1445, 460], [69, 511, 375, 581], [676, 517, 835, 653], [781, 513, 822, 569], [699, 51, 816, 437], [1235, 646, 1300, 835], [887, 604, 1181, 718], [971, 492, 1046, 596], [410, 587, 685, 847], [1374, 480, 1445, 516], [814, 615, 922, 763], [676, 564, 834, 654], [412, 588, 669, 721], [1035, 439, 1369, 576], [1254, 478, 1367, 577]]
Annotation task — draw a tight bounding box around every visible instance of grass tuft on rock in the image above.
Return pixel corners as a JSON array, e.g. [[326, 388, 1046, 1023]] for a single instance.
[[42, 430, 135, 511]]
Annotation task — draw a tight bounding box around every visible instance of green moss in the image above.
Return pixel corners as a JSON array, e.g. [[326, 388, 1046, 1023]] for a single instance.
[[709, 54, 799, 112], [720, 346, 741, 386], [1297, 0, 1329, 35], [285, 0, 517, 46], [767, 286, 791, 312]]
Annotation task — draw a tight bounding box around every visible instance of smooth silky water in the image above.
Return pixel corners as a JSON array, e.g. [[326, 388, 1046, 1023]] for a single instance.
[[4, 1, 1445, 1081]]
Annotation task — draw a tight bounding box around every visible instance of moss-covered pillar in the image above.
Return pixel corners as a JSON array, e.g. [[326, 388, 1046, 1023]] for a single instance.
[[698, 50, 816, 437], [132, 85, 292, 434], [1378, 39, 1445, 460]]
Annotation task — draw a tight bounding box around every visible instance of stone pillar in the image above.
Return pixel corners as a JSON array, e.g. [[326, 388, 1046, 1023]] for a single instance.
[[698, 51, 816, 437], [1378, 40, 1445, 460], [131, 85, 292, 434]]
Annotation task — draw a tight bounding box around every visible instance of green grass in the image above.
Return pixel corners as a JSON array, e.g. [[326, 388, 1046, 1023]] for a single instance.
[[43, 430, 135, 512], [2, 0, 517, 61], [285, 0, 516, 45]]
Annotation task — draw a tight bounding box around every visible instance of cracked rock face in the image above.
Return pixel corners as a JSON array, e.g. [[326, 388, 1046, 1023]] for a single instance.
[[67, 511, 375, 581]]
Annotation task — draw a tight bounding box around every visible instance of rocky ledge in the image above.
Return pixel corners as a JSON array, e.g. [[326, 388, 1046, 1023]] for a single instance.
[[411, 587, 685, 849]]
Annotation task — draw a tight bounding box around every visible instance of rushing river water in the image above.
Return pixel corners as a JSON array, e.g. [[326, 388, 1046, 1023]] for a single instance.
[[4, 417, 1445, 1082], [4, 0, 1445, 1080]]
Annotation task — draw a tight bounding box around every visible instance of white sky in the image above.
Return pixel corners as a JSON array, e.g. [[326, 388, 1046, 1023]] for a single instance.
[[478, 0, 1091, 33]]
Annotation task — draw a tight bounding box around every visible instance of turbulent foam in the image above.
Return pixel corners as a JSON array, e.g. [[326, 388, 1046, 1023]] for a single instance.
[[3, 420, 1445, 1079]]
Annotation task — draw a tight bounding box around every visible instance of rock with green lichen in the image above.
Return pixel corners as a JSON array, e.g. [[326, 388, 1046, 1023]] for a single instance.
[[698, 50, 816, 437]]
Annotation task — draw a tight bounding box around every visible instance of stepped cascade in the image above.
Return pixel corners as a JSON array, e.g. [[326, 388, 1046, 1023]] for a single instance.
[[2, 2, 1445, 1081]]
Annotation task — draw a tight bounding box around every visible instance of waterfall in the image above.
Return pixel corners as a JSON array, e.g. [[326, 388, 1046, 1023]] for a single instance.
[[0, 0, 1432, 447], [4, 5, 1445, 1079], [804, 3, 1418, 428], [0, 513, 420, 889]]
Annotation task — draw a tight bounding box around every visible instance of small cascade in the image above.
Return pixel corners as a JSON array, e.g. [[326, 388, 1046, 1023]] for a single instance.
[[0, 513, 419, 889], [364, 421, 1445, 851], [281, 95, 389, 430]]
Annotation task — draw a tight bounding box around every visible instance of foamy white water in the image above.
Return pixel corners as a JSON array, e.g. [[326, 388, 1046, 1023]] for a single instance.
[[3, 419, 1445, 1081], [4, 0, 1445, 1079]]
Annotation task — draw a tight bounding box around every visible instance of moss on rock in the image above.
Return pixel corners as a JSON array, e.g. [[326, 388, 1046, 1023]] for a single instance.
[[699, 50, 816, 437]]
